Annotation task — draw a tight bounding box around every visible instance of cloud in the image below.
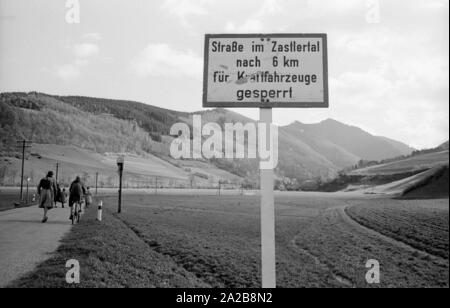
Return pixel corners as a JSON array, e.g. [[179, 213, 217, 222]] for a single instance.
[[161, 0, 209, 28], [258, 0, 284, 16], [74, 43, 99, 58], [74, 59, 89, 66], [55, 64, 81, 81], [418, 0, 448, 9], [224, 0, 285, 33], [225, 19, 264, 33], [158, 0, 448, 148], [55, 40, 100, 81], [328, 56, 449, 149], [131, 43, 202, 78], [82, 32, 102, 41]]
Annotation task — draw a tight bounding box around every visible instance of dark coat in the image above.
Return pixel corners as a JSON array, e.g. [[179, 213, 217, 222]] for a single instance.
[[37, 177, 57, 209], [69, 180, 85, 206]]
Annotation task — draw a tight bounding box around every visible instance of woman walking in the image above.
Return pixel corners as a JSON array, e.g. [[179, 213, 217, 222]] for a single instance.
[[37, 171, 57, 223]]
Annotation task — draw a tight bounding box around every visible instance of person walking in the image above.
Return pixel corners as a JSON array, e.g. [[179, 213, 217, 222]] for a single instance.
[[54, 183, 62, 208], [69, 176, 84, 220], [61, 187, 68, 208], [37, 171, 57, 223], [85, 187, 93, 208]]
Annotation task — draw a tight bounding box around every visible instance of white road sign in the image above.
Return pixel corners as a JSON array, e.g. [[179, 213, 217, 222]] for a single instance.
[[203, 33, 329, 108]]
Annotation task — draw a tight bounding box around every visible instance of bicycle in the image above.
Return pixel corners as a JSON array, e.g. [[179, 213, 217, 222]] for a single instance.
[[71, 199, 84, 225]]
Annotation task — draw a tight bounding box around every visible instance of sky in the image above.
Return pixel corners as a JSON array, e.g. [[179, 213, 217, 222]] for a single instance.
[[0, 0, 448, 149]]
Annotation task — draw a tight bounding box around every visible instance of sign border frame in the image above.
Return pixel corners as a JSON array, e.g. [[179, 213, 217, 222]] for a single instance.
[[202, 33, 329, 108]]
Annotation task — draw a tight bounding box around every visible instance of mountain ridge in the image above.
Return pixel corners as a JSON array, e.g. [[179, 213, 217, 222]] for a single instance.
[[1, 92, 417, 187], [283, 119, 413, 161]]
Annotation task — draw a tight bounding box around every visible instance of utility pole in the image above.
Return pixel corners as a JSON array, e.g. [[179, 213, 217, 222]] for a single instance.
[[55, 163, 59, 183], [95, 172, 98, 195], [16, 139, 32, 202], [155, 176, 158, 195]]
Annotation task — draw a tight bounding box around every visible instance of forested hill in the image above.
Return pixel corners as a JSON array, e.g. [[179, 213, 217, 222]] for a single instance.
[[56, 95, 189, 138], [0, 92, 176, 154]]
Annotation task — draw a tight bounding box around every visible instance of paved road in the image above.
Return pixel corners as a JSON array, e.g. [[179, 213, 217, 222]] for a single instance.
[[0, 206, 72, 287]]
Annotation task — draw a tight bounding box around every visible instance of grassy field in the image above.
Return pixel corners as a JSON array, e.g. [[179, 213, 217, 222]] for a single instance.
[[9, 193, 449, 288], [0, 143, 242, 189], [0, 193, 19, 211], [346, 199, 449, 259], [0, 190, 38, 211], [9, 202, 208, 288]]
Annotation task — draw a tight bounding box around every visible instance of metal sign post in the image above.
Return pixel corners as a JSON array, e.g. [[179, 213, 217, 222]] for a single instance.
[[259, 107, 276, 288], [26, 177, 31, 204], [117, 155, 124, 213]]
